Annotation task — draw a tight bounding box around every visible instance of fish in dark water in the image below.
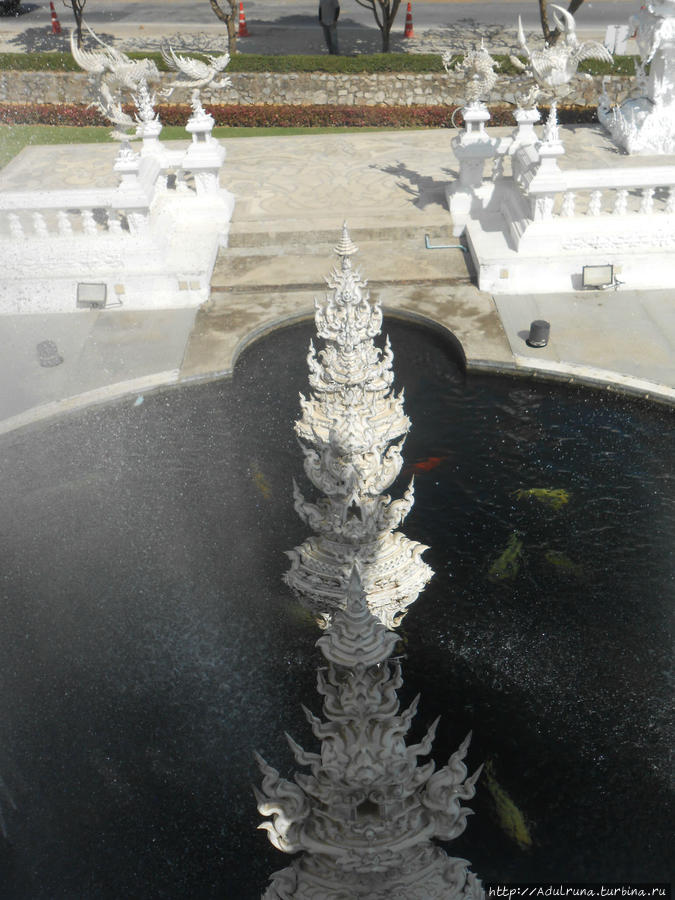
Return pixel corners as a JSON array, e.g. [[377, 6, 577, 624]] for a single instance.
[[403, 455, 446, 476], [488, 532, 524, 582]]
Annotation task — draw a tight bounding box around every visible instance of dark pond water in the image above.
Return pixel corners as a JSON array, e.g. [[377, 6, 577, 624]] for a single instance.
[[0, 319, 672, 898]]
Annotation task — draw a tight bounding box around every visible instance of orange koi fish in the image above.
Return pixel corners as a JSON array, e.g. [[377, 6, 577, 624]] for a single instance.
[[403, 455, 446, 476]]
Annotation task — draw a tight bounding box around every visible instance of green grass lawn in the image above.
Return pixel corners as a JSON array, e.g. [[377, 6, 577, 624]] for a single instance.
[[0, 124, 405, 169]]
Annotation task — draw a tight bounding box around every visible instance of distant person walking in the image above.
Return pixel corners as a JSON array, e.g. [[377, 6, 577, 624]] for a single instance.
[[319, 0, 340, 54]]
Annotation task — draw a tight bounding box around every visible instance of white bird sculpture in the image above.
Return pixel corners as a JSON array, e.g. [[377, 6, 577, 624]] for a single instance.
[[160, 44, 232, 97], [510, 5, 612, 95], [70, 24, 160, 92]]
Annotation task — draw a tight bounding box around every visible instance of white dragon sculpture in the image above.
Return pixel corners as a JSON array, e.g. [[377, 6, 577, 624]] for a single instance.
[[70, 25, 161, 140], [160, 44, 232, 116], [443, 40, 500, 105], [70, 24, 160, 93], [510, 4, 612, 103]]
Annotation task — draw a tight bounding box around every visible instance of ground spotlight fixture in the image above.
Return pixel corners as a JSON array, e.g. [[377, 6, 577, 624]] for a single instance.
[[77, 283, 107, 310], [526, 320, 550, 348], [582, 264, 614, 289]]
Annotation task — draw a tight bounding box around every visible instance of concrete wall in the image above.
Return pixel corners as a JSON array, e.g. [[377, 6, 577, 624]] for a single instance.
[[0, 70, 634, 108]]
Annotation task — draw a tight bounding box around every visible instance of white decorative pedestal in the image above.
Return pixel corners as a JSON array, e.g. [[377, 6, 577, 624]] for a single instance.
[[447, 102, 499, 236], [183, 108, 227, 196], [512, 107, 541, 148]]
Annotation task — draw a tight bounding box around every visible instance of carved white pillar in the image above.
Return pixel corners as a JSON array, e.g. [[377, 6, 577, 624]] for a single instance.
[[666, 185, 675, 213], [57, 210, 73, 235], [107, 212, 123, 234], [8, 213, 23, 240], [588, 190, 603, 216], [613, 188, 629, 215], [32, 212, 48, 238], [640, 186, 655, 213], [561, 190, 576, 216], [81, 209, 98, 235]]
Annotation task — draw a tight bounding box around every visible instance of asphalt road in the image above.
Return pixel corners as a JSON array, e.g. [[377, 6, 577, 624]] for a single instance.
[[7, 0, 637, 33]]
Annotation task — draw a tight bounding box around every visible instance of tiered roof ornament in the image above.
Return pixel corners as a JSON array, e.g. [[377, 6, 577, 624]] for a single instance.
[[284, 225, 433, 630], [256, 568, 484, 899]]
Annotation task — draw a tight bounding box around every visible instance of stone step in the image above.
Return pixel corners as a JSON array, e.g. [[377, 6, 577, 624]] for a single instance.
[[212, 238, 473, 293], [226, 222, 456, 250]]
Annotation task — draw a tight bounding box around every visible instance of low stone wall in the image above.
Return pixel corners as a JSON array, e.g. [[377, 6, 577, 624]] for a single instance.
[[0, 70, 633, 108]]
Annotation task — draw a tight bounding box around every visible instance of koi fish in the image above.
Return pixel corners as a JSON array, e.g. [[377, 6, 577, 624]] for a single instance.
[[250, 462, 272, 500], [488, 532, 523, 582], [403, 455, 446, 476], [514, 487, 570, 510], [484, 760, 533, 850], [545, 549, 583, 576]]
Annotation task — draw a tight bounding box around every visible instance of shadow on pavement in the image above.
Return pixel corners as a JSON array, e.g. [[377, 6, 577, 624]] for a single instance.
[[0, 2, 38, 17], [374, 160, 456, 211]]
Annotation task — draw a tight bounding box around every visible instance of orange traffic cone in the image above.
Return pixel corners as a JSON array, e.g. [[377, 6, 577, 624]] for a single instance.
[[50, 1, 62, 35], [403, 2, 414, 38], [238, 2, 250, 38]]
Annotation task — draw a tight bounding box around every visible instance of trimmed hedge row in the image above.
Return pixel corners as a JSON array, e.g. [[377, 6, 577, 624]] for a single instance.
[[0, 50, 637, 76], [0, 102, 599, 128]]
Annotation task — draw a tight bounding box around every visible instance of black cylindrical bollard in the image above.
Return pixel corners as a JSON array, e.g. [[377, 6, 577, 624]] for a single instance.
[[37, 340, 64, 368], [526, 320, 550, 348]]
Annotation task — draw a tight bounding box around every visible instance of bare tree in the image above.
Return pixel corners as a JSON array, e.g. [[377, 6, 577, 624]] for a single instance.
[[538, 0, 585, 45], [209, 0, 238, 54], [353, 0, 402, 53], [64, 0, 87, 48]]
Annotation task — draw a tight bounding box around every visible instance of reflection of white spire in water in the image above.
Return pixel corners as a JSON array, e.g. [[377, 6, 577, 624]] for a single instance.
[[284, 224, 433, 630], [256, 567, 484, 899]]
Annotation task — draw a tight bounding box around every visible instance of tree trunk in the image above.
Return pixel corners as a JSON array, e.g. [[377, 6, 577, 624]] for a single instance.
[[209, 0, 238, 54], [354, 0, 401, 53], [63, 0, 86, 48]]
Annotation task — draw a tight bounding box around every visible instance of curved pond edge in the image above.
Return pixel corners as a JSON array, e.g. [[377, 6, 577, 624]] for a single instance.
[[1, 308, 673, 439]]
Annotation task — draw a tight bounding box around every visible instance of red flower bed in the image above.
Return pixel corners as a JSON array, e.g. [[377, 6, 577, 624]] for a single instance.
[[0, 102, 598, 128]]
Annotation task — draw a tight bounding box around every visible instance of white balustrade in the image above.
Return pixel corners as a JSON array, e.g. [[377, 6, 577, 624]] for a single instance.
[[525, 165, 675, 223]]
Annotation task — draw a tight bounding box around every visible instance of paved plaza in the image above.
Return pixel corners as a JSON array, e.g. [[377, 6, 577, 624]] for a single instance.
[[0, 123, 673, 435]]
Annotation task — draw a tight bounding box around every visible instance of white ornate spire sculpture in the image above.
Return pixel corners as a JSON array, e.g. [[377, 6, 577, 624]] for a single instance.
[[256, 567, 484, 900], [599, 0, 675, 153], [284, 225, 433, 629]]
